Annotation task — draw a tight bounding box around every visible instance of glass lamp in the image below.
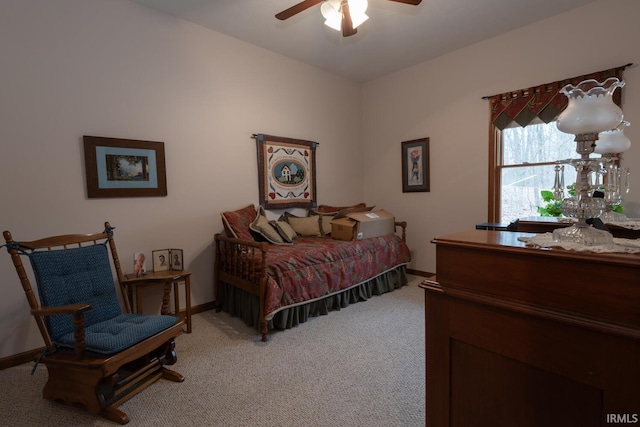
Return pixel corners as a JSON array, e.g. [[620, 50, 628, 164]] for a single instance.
[[553, 77, 625, 245], [596, 121, 632, 222], [596, 121, 631, 154], [321, 0, 342, 31]]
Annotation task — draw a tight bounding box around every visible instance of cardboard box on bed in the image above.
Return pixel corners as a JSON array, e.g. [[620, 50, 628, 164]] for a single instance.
[[331, 209, 395, 241]]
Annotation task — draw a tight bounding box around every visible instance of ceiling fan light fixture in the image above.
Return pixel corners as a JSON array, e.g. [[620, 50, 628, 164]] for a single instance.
[[349, 0, 369, 29], [323, 17, 342, 31], [321, 0, 368, 33], [351, 12, 369, 29], [348, 0, 368, 15], [321, 0, 342, 30], [276, 0, 421, 35]]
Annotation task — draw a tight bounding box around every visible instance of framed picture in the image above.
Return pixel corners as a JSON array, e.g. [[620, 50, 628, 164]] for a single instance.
[[133, 252, 147, 277], [170, 249, 183, 271], [254, 134, 318, 209], [152, 249, 170, 272], [152, 249, 183, 271], [401, 137, 430, 193], [83, 136, 168, 198]]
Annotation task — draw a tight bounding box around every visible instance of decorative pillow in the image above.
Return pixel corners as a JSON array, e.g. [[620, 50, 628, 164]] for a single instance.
[[250, 208, 287, 244], [271, 220, 297, 243], [307, 210, 337, 236], [220, 204, 257, 241], [281, 212, 322, 237], [316, 202, 367, 214]]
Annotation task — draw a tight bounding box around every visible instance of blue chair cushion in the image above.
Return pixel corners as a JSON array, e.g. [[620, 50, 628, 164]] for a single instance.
[[54, 313, 179, 355], [29, 244, 122, 340], [29, 243, 180, 354]]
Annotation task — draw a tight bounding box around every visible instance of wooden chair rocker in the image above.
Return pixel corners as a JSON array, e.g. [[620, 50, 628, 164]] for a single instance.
[[3, 222, 184, 424]]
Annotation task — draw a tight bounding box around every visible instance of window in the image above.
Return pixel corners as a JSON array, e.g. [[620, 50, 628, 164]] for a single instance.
[[497, 121, 579, 224], [486, 65, 627, 224]]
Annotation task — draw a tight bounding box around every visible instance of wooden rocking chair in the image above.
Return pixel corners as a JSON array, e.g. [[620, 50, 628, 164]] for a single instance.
[[3, 222, 184, 424]]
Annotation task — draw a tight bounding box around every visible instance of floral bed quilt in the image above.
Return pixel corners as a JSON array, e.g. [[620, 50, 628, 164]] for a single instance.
[[262, 234, 411, 319]]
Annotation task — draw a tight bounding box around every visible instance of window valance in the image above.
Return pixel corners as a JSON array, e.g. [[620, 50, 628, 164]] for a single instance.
[[486, 65, 630, 130]]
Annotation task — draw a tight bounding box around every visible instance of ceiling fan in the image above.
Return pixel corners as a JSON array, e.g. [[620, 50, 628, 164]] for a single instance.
[[276, 0, 423, 37]]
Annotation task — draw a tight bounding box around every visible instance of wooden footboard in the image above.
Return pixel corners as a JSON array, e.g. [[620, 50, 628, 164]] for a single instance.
[[214, 234, 270, 341], [214, 221, 407, 342], [395, 221, 407, 242]]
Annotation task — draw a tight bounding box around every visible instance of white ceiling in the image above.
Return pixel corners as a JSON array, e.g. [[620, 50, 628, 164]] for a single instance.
[[130, 0, 598, 82]]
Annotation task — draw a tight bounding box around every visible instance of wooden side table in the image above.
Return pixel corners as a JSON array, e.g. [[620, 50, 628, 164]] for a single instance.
[[122, 270, 192, 333]]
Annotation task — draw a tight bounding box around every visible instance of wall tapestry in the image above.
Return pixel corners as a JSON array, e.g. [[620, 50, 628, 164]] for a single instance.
[[83, 135, 167, 198], [254, 133, 318, 209]]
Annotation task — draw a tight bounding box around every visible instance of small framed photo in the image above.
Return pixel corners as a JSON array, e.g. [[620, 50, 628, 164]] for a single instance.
[[401, 137, 430, 193], [133, 252, 147, 277], [170, 249, 183, 271], [152, 249, 170, 272]]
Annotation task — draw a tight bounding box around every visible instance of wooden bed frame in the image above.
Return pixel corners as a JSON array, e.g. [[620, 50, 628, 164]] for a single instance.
[[214, 221, 407, 341]]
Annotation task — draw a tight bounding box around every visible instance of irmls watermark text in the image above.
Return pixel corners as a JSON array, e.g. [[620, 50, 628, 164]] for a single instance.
[[607, 413, 639, 424]]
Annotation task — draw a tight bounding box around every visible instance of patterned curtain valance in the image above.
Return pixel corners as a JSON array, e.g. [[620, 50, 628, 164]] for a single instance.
[[487, 65, 630, 130]]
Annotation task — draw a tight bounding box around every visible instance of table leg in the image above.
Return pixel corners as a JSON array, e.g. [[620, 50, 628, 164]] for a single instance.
[[173, 280, 180, 320], [161, 282, 172, 315], [184, 275, 192, 333], [136, 287, 143, 314]]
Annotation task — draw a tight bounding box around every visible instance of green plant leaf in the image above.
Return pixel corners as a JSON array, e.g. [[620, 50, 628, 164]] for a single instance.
[[540, 190, 555, 202], [537, 190, 563, 217]]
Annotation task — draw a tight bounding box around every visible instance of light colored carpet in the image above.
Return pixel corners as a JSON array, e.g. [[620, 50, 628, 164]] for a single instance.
[[0, 275, 426, 427]]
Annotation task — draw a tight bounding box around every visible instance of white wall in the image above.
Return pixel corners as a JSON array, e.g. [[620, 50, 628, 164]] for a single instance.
[[363, 0, 640, 273], [0, 0, 363, 358]]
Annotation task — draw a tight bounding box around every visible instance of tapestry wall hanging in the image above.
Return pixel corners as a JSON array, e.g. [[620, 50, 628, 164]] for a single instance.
[[83, 135, 167, 198], [254, 134, 318, 209]]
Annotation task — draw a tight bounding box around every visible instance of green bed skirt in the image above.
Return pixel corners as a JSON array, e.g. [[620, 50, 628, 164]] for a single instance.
[[218, 265, 409, 331]]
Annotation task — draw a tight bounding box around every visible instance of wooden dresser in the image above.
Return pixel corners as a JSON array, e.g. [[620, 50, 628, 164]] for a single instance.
[[421, 230, 640, 427]]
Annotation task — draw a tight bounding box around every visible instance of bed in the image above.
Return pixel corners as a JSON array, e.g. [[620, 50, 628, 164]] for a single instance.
[[213, 204, 411, 341]]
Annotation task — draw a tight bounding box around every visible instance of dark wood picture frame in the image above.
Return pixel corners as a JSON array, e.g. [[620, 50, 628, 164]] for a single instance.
[[401, 137, 430, 193], [255, 133, 318, 209], [83, 136, 167, 198]]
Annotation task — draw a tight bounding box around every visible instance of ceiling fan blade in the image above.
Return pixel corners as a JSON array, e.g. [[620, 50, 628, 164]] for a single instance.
[[388, 0, 423, 5], [341, 2, 357, 37], [275, 0, 324, 20]]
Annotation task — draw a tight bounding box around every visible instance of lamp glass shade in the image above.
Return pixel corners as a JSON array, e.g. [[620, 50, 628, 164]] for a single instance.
[[596, 122, 632, 154], [351, 12, 369, 29], [321, 1, 340, 19], [323, 18, 341, 31], [321, 1, 341, 31], [556, 78, 625, 135], [349, 0, 368, 28], [348, 0, 368, 14]]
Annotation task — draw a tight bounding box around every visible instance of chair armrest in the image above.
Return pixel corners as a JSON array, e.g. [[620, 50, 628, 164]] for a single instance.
[[31, 303, 92, 359], [31, 303, 92, 317]]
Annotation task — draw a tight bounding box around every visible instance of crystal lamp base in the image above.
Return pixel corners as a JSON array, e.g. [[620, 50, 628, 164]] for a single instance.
[[552, 224, 614, 246]]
